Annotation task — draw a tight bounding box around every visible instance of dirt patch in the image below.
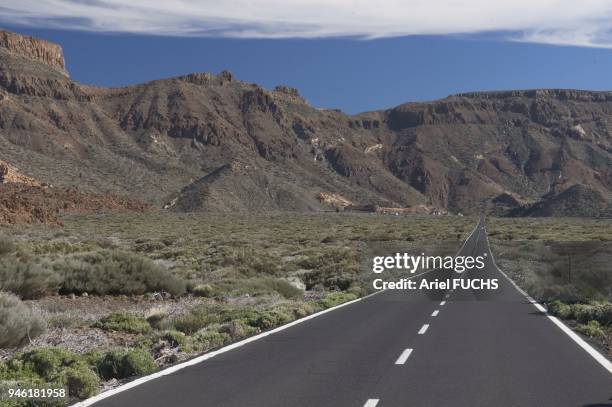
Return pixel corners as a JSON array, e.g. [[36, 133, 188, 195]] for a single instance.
[[0, 183, 151, 224]]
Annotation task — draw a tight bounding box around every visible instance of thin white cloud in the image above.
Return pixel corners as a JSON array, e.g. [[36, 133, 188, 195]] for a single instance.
[[2, 0, 612, 47]]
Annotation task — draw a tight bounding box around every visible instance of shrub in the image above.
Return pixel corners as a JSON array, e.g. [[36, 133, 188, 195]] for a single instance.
[[57, 250, 187, 296], [218, 320, 258, 340], [172, 306, 218, 335], [19, 348, 101, 399], [599, 303, 612, 326], [161, 330, 188, 348], [250, 310, 293, 330], [576, 320, 605, 338], [121, 348, 156, 377], [175, 303, 309, 337], [61, 365, 100, 398], [289, 302, 320, 319], [97, 349, 156, 380], [572, 304, 594, 324], [548, 300, 573, 319], [318, 292, 358, 309], [192, 331, 230, 352], [96, 351, 123, 380], [0, 259, 60, 299], [0, 292, 46, 348], [94, 313, 151, 334], [571, 303, 612, 325], [22, 348, 78, 380]]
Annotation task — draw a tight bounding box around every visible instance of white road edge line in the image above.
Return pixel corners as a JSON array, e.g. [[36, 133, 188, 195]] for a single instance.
[[418, 324, 429, 335], [485, 227, 612, 375], [394, 348, 414, 365], [431, 310, 439, 317], [364, 399, 380, 407], [71, 289, 386, 407], [440, 301, 446, 306]]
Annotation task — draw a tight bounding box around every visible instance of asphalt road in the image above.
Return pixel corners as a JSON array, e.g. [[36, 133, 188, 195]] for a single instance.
[[92, 218, 611, 407]]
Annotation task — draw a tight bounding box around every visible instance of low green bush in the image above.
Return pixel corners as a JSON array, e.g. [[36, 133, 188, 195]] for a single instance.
[[172, 309, 215, 335], [94, 313, 151, 334], [96, 351, 123, 380], [0, 292, 46, 348], [121, 348, 156, 377], [318, 292, 358, 309], [576, 320, 605, 338], [572, 303, 612, 325], [57, 250, 187, 297], [218, 320, 259, 340], [21, 348, 78, 380], [97, 349, 156, 380], [548, 300, 573, 319], [0, 259, 60, 299], [10, 348, 101, 400], [61, 365, 100, 398], [288, 302, 320, 319], [250, 310, 293, 330], [192, 330, 230, 352], [550, 302, 612, 326], [161, 330, 188, 348]]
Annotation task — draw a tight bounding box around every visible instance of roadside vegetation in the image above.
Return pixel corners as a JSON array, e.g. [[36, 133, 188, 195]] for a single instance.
[[0, 212, 473, 405], [488, 217, 612, 358]]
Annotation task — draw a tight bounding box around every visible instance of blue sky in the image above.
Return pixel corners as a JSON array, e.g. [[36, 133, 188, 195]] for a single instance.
[[5, 0, 612, 113], [4, 2, 612, 114]]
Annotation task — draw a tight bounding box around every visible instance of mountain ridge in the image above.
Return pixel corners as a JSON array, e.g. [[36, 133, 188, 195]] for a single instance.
[[0, 29, 610, 217]]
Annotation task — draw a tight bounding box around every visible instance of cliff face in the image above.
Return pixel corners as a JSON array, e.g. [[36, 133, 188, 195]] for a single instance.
[[0, 29, 610, 217], [0, 30, 67, 76]]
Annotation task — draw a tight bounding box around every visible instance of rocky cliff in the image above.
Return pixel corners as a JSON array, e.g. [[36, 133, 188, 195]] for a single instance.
[[0, 29, 67, 75], [0, 29, 610, 217]]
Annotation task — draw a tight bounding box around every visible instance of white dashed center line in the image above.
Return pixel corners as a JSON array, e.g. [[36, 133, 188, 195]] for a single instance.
[[431, 310, 439, 317], [440, 301, 446, 306], [364, 399, 380, 407], [394, 348, 414, 365], [418, 324, 429, 334]]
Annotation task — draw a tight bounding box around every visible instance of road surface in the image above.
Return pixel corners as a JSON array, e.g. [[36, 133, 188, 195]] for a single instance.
[[91, 218, 611, 407]]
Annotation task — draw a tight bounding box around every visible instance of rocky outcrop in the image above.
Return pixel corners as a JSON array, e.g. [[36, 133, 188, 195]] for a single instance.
[[273, 85, 309, 105], [317, 192, 354, 208], [0, 160, 41, 187], [0, 30, 67, 76]]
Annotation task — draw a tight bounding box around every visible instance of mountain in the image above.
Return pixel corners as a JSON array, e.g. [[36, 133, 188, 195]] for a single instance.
[[0, 29, 610, 217]]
